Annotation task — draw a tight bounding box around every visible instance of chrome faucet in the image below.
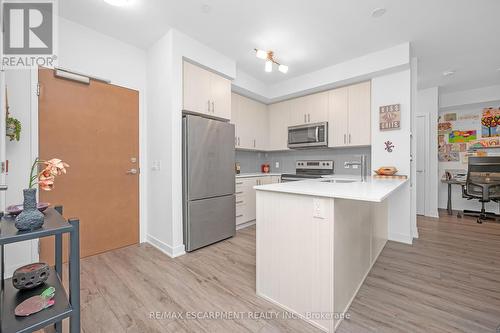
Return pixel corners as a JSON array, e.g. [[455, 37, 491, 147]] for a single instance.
[[344, 155, 367, 182]]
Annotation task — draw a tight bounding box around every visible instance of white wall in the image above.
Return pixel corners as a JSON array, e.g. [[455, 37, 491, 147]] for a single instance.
[[371, 70, 413, 244], [146, 29, 236, 257], [417, 87, 440, 218], [4, 18, 148, 276], [440, 84, 500, 110], [4, 69, 36, 276]]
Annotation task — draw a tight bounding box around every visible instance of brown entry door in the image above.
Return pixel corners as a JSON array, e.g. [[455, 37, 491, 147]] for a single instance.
[[39, 68, 139, 262]]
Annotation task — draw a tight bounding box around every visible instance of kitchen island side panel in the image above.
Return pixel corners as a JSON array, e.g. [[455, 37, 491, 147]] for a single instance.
[[256, 190, 335, 332]]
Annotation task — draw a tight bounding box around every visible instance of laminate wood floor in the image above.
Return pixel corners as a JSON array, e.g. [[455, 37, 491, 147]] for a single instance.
[[67, 212, 500, 333]]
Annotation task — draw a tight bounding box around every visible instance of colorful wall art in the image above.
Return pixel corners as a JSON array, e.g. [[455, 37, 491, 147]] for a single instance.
[[438, 122, 452, 134], [481, 107, 500, 137], [448, 130, 477, 143]]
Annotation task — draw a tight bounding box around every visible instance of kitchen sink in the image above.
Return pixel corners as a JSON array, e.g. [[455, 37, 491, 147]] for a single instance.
[[320, 179, 357, 183]]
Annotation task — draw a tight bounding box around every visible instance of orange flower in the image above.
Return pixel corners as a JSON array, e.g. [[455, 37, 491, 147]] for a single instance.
[[38, 174, 55, 191], [45, 158, 69, 176]]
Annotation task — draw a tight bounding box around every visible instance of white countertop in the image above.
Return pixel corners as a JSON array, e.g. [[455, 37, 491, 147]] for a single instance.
[[236, 172, 282, 178], [254, 174, 408, 202]]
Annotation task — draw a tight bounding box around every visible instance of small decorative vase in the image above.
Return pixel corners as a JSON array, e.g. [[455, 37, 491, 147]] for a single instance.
[[15, 189, 45, 231]]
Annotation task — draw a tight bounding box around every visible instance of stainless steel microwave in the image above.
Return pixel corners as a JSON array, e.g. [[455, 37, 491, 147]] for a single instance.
[[288, 122, 328, 149]]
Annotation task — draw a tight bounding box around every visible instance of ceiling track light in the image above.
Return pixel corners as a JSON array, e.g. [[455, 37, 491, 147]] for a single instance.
[[254, 49, 288, 73]]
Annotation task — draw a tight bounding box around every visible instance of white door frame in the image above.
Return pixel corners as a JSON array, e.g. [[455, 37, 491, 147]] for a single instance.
[[416, 113, 430, 216], [30, 68, 39, 262]]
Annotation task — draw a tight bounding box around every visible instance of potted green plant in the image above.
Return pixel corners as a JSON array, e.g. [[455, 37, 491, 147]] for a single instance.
[[6, 116, 21, 141]]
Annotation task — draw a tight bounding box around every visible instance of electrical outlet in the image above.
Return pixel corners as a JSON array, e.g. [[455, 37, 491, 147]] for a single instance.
[[313, 198, 326, 219], [275, 162, 280, 168]]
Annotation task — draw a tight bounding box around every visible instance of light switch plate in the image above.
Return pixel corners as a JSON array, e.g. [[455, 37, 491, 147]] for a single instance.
[[313, 198, 326, 219], [151, 160, 161, 171], [275, 162, 280, 168]]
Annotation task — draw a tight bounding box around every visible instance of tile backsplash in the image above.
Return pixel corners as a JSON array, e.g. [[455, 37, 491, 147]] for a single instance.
[[236, 147, 371, 175]]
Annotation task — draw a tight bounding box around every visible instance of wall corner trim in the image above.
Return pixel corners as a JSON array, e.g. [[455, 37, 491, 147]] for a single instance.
[[388, 232, 413, 245], [146, 234, 186, 258]]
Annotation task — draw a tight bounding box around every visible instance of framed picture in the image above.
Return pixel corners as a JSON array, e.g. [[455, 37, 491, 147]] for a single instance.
[[379, 104, 401, 130]]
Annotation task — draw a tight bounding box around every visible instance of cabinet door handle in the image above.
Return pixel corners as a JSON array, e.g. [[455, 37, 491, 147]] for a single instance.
[[304, 114, 307, 123], [207, 100, 211, 112], [212, 101, 215, 113], [308, 114, 310, 123], [238, 137, 240, 146], [344, 134, 346, 144], [236, 214, 244, 218], [236, 182, 243, 185], [253, 139, 256, 148], [235, 137, 237, 146], [236, 191, 244, 194], [236, 200, 244, 204], [349, 134, 351, 144]]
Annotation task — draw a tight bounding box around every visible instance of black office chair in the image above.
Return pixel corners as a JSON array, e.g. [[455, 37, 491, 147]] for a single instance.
[[463, 156, 500, 224]]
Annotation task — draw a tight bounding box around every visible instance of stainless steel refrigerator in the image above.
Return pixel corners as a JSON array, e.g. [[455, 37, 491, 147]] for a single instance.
[[182, 114, 236, 252]]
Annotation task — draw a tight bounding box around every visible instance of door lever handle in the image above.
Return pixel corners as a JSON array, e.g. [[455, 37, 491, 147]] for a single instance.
[[0, 185, 7, 191], [126, 169, 138, 175]]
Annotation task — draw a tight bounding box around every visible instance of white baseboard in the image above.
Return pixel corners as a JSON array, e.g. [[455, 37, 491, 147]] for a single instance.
[[236, 220, 255, 230], [426, 210, 439, 218], [256, 292, 330, 332], [146, 234, 185, 258], [388, 232, 413, 244]]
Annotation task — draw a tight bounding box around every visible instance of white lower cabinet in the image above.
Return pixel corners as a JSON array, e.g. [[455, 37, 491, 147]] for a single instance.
[[235, 175, 281, 227]]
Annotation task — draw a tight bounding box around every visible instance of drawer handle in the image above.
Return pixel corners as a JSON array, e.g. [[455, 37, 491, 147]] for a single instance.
[[236, 191, 244, 194], [236, 214, 244, 218], [236, 200, 244, 204], [236, 182, 243, 185]]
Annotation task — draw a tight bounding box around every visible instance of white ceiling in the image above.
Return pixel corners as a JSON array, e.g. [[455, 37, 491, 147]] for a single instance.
[[60, 0, 500, 93]]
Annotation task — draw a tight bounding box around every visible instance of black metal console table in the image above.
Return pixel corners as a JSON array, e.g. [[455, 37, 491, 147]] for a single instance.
[[0, 207, 80, 333]]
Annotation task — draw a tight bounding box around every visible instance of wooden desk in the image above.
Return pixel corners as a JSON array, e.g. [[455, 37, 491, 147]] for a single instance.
[[441, 178, 466, 215]]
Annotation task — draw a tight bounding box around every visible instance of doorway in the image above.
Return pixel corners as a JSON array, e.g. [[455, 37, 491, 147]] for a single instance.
[[38, 68, 139, 263], [416, 114, 429, 215]]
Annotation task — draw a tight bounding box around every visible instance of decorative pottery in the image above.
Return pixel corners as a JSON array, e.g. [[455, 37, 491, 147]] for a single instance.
[[6, 202, 50, 216], [374, 166, 398, 176], [15, 188, 45, 231], [12, 262, 50, 290]]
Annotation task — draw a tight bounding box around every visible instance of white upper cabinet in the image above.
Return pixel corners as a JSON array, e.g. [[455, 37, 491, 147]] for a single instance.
[[183, 61, 211, 115], [328, 87, 349, 147], [347, 81, 371, 146], [305, 92, 329, 124], [232, 93, 269, 150], [231, 93, 240, 147], [289, 91, 329, 126], [328, 81, 371, 147], [210, 72, 232, 120], [268, 100, 291, 151], [183, 61, 231, 120]]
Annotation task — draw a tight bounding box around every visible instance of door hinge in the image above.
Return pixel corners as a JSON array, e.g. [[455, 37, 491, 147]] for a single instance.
[[36, 83, 40, 96]]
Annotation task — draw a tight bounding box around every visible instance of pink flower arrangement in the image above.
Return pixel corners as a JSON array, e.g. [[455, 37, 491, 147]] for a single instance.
[[29, 158, 69, 191]]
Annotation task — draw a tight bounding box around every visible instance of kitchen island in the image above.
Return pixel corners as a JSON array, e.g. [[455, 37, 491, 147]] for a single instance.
[[254, 176, 408, 332]]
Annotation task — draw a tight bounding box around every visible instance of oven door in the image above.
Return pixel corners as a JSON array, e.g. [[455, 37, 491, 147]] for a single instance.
[[288, 122, 328, 148]]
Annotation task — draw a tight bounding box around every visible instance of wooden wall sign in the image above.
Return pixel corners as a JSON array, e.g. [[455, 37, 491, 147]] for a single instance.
[[379, 104, 401, 130]]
